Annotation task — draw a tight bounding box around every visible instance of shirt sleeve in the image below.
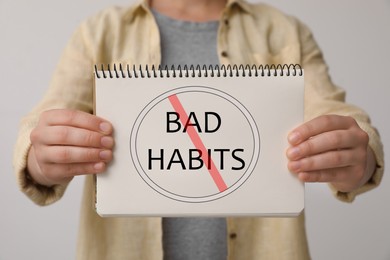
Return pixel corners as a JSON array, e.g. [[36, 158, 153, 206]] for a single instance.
[[13, 20, 96, 206], [296, 18, 384, 202]]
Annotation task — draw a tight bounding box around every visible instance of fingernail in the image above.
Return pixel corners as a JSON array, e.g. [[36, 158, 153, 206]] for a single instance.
[[99, 150, 111, 160], [101, 136, 114, 148], [289, 161, 301, 172], [94, 162, 105, 171], [288, 132, 300, 144], [287, 147, 300, 159], [100, 122, 111, 133]]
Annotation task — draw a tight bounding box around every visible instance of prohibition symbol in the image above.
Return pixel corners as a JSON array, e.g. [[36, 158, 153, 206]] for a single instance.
[[130, 86, 260, 203]]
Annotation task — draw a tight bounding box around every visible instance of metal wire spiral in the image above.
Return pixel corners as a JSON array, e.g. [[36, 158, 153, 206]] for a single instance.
[[94, 63, 303, 79]]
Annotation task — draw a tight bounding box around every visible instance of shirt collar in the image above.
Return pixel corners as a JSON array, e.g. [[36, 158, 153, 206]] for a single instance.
[[226, 0, 252, 14], [123, 0, 252, 23]]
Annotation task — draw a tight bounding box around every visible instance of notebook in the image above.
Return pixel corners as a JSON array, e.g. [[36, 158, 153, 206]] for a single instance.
[[93, 64, 304, 217]]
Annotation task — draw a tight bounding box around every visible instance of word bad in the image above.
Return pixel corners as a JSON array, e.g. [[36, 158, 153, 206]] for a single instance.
[[166, 111, 221, 133]]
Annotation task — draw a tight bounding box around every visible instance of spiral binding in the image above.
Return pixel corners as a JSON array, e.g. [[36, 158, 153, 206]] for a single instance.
[[94, 64, 303, 79]]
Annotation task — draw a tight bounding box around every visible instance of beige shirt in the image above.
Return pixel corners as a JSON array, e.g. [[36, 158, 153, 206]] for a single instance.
[[13, 0, 384, 259]]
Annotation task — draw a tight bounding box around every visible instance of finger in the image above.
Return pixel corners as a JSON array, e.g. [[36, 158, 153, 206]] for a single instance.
[[286, 129, 356, 160], [40, 146, 113, 164], [39, 126, 114, 148], [296, 168, 352, 183], [288, 115, 356, 145], [288, 149, 359, 173], [40, 109, 113, 134], [43, 161, 108, 180]]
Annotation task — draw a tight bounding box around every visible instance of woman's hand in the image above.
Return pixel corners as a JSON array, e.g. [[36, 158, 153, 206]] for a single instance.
[[27, 109, 114, 186], [286, 115, 376, 192]]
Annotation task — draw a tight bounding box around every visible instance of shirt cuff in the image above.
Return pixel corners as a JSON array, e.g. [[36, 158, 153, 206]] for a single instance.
[[14, 127, 68, 206]]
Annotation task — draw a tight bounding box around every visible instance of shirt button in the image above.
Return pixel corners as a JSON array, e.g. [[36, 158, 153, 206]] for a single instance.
[[221, 51, 228, 57], [230, 233, 237, 239]]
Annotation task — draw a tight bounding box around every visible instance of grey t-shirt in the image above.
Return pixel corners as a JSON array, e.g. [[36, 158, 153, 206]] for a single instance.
[[151, 9, 227, 260], [154, 9, 220, 68]]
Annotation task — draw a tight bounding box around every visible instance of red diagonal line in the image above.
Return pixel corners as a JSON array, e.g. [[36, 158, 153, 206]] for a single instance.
[[168, 94, 228, 192]]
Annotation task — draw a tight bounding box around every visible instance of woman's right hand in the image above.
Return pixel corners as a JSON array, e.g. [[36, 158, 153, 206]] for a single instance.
[[27, 109, 114, 186]]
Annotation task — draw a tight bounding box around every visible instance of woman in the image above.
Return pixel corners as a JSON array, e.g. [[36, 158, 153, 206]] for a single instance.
[[14, 0, 383, 259]]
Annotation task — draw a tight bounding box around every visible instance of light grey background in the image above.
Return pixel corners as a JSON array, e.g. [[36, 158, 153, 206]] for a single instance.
[[1, 0, 389, 259]]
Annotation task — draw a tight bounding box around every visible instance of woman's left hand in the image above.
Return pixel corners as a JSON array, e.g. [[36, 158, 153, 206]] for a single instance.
[[286, 115, 376, 192]]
